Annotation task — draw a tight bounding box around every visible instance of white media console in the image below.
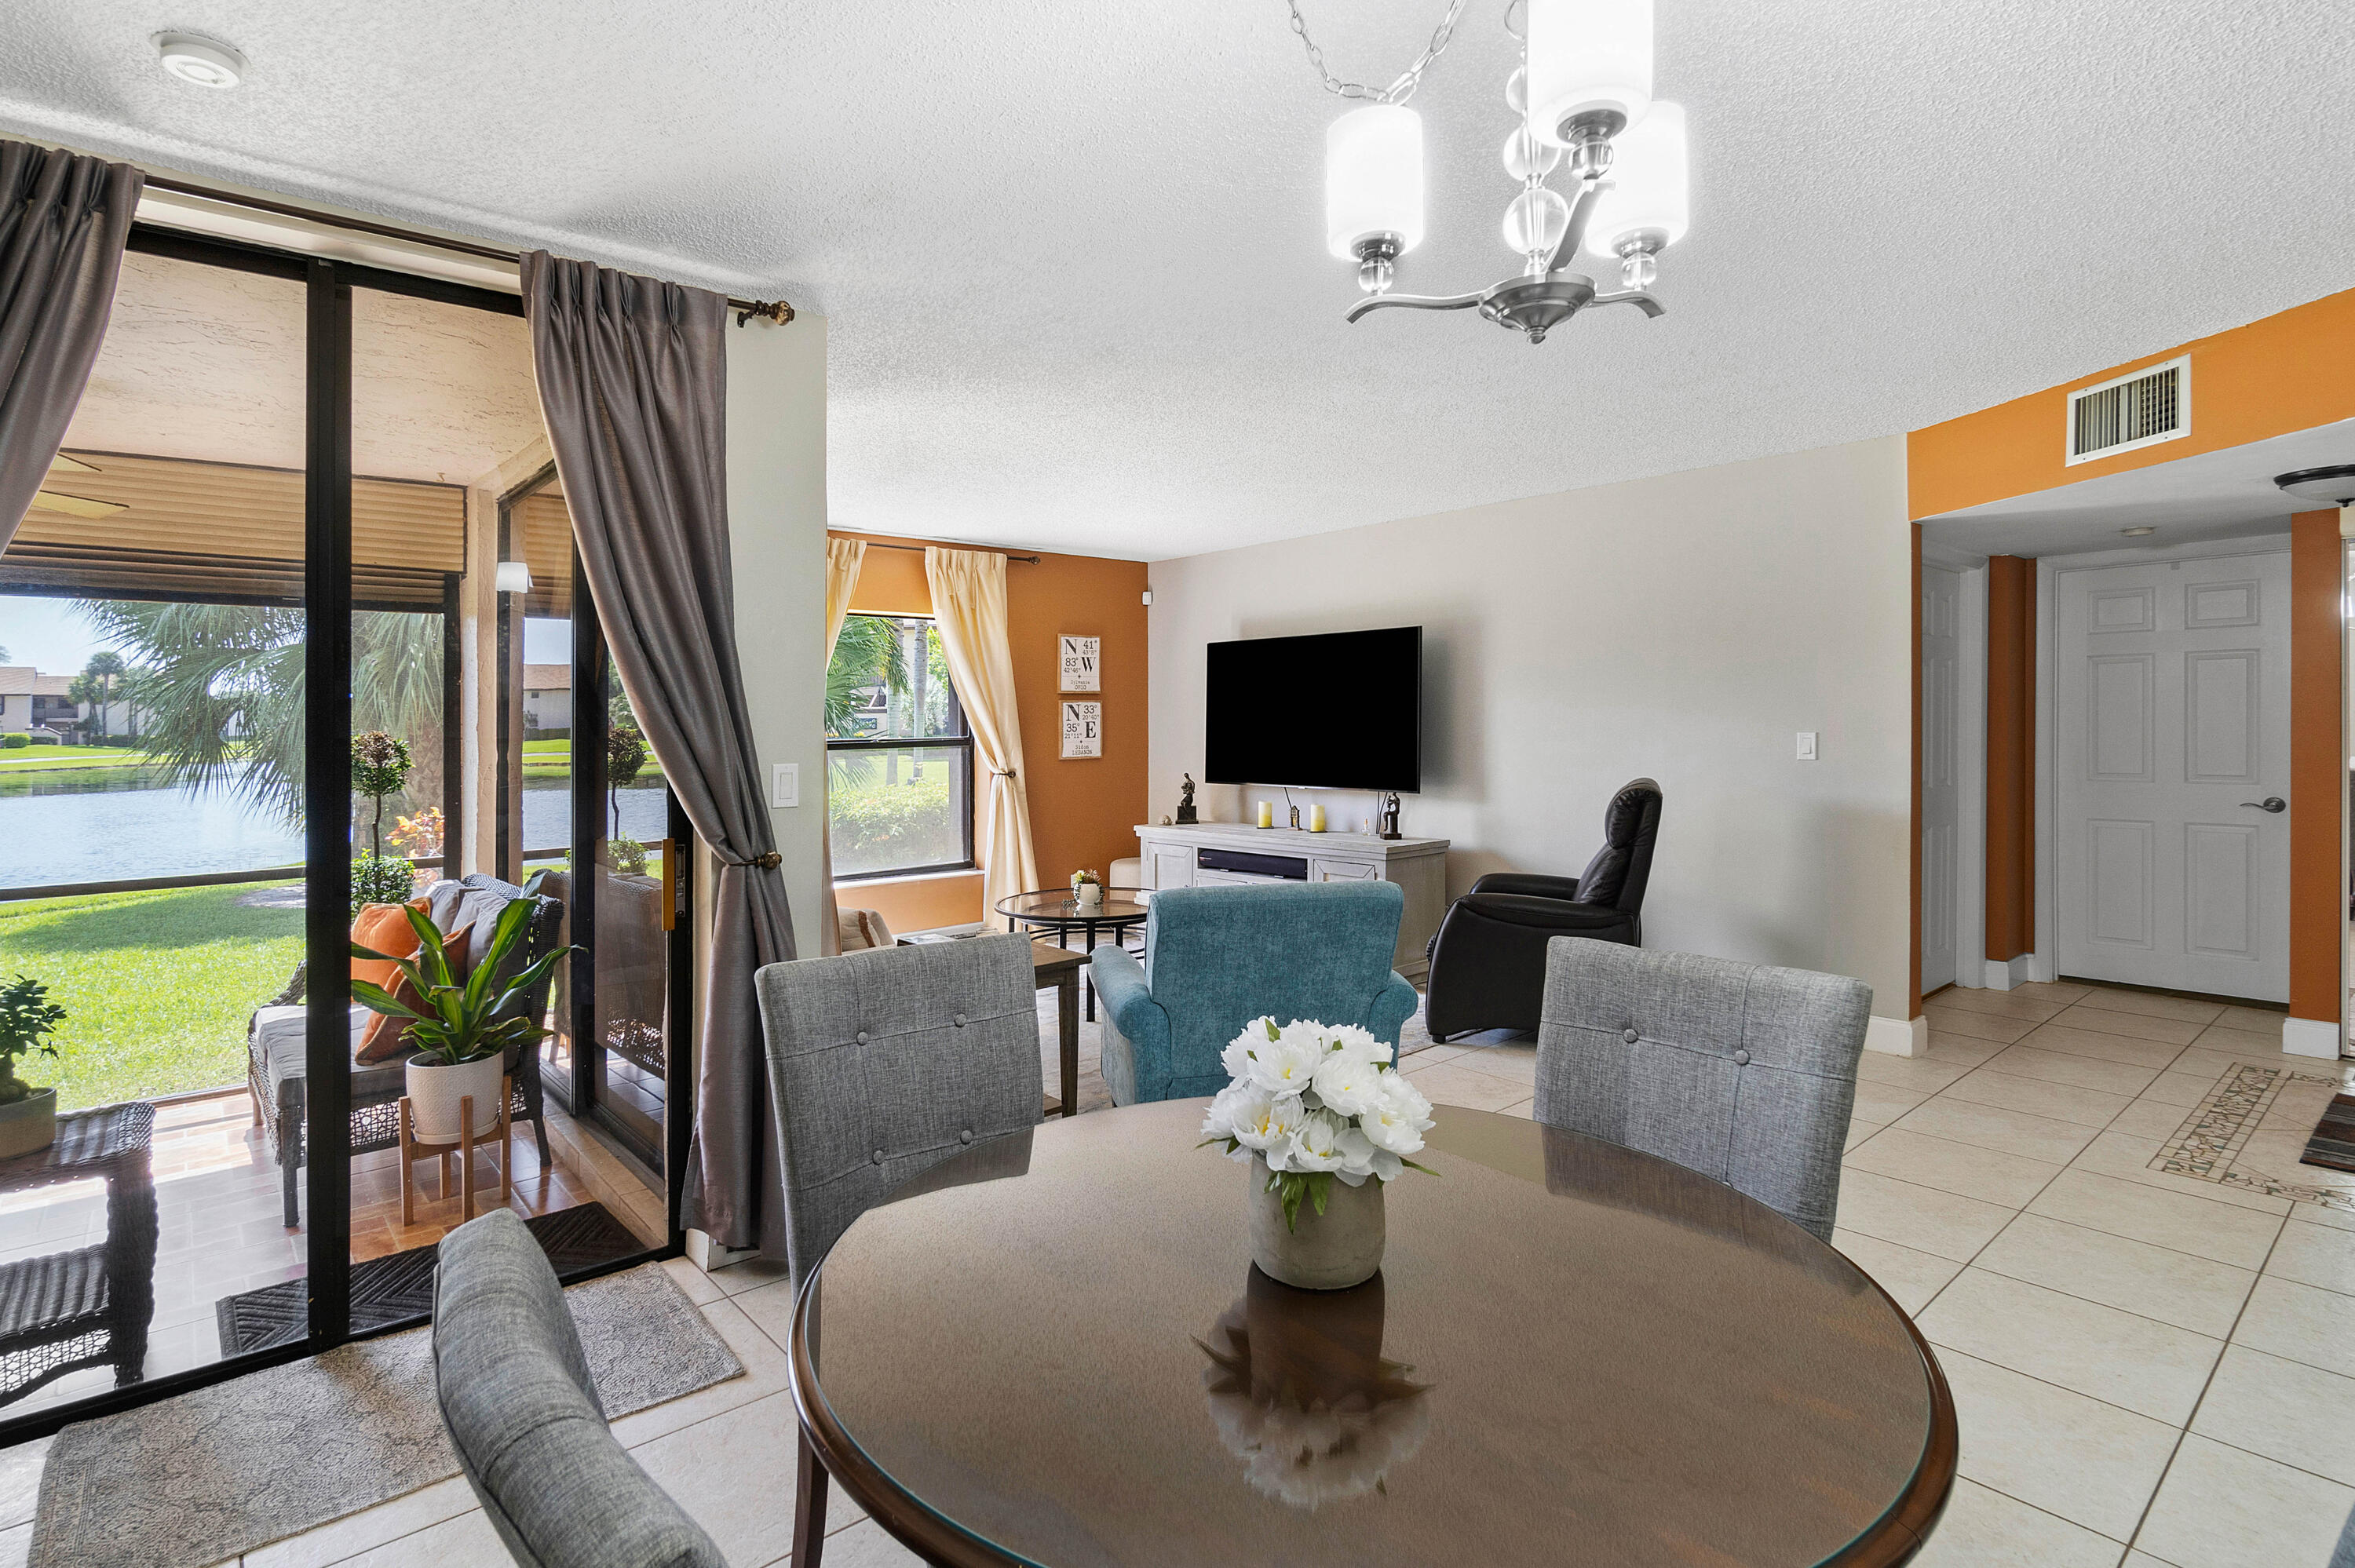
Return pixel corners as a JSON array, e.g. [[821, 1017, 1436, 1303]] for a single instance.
[[1131, 822, 1451, 981]]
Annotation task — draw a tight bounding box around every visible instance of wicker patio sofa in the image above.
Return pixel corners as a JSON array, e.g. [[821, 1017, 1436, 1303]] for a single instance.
[[246, 872, 565, 1229]]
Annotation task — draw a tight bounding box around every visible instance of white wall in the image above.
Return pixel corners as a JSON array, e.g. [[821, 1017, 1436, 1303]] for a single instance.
[[727, 315, 829, 948], [1147, 436, 1916, 1021]]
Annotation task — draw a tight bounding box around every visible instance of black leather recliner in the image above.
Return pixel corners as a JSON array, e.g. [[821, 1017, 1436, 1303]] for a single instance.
[[1422, 778, 1663, 1039]]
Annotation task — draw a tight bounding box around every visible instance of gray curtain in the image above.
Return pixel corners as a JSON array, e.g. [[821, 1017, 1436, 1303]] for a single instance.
[[520, 251, 799, 1255], [0, 140, 143, 552]]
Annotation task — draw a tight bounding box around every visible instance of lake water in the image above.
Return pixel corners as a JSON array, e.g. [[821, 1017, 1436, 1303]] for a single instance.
[[0, 770, 672, 889]]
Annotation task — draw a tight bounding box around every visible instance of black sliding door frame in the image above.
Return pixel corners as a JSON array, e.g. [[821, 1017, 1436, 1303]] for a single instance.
[[0, 224, 687, 1444]]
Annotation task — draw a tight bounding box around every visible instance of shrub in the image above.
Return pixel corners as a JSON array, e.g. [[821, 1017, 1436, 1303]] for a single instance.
[[0, 735, 27, 749], [350, 851, 416, 916]]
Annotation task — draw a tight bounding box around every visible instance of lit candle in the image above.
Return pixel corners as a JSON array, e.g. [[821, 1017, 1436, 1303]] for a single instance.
[[1309, 804, 1327, 833], [1257, 800, 1273, 829]]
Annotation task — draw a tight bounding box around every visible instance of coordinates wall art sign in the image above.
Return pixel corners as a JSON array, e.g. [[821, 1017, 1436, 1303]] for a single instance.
[[1061, 702, 1102, 759], [1059, 635, 1101, 692]]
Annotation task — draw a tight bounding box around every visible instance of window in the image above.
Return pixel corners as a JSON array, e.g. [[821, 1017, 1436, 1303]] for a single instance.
[[826, 614, 974, 878]]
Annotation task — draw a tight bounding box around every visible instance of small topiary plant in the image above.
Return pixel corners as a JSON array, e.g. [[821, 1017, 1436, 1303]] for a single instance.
[[0, 976, 64, 1107]]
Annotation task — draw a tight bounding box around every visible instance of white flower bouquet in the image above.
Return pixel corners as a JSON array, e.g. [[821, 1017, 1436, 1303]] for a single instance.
[[1199, 1016, 1437, 1231]]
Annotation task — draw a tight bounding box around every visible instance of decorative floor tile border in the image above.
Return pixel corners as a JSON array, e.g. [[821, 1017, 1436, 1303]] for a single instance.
[[2156, 1059, 2355, 1212]]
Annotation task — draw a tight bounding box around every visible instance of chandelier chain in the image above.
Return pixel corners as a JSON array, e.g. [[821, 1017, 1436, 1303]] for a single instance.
[[1282, 0, 1468, 105]]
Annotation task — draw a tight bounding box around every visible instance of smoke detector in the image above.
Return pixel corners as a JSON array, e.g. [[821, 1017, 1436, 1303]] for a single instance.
[[155, 34, 246, 89], [2276, 465, 2355, 506]]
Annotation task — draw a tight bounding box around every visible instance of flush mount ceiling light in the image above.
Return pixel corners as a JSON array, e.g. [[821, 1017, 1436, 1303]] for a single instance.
[[2276, 465, 2355, 506], [154, 33, 246, 89], [2120, 526, 2157, 538], [1287, 0, 1689, 345]]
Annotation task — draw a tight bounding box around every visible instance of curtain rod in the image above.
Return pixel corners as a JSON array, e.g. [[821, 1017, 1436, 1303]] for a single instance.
[[854, 540, 1041, 564], [137, 173, 795, 326]]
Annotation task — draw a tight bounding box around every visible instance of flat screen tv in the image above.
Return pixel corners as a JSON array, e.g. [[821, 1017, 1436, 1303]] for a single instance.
[[1203, 626, 1422, 793]]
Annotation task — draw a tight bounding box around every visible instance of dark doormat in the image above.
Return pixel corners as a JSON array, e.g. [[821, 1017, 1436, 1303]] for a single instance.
[[2300, 1093, 2355, 1176], [214, 1202, 648, 1354]]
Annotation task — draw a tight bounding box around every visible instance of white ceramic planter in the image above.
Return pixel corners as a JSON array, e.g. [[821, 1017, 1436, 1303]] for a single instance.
[[1249, 1154, 1386, 1290], [406, 1053, 503, 1144], [0, 1088, 57, 1161], [1074, 883, 1104, 909]]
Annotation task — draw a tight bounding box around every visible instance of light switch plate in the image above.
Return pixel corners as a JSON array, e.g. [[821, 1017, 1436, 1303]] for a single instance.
[[771, 761, 799, 808], [1795, 731, 1819, 761]]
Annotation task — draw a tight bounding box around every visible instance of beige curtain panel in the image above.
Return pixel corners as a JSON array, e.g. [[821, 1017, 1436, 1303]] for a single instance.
[[520, 250, 798, 1257], [0, 140, 142, 552], [925, 546, 1040, 931], [816, 536, 867, 957]]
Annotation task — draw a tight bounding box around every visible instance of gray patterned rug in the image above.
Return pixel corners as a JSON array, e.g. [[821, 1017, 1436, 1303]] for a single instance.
[[29, 1262, 741, 1568]]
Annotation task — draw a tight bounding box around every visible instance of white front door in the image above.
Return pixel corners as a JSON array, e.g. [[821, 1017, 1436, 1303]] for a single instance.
[[2056, 550, 2292, 1001], [1921, 564, 1961, 993]]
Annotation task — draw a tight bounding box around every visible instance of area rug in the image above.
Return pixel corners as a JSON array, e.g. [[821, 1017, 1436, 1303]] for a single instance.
[[2153, 1058, 2355, 1212], [215, 1201, 648, 1353], [30, 1261, 742, 1568], [2302, 1093, 2355, 1176]]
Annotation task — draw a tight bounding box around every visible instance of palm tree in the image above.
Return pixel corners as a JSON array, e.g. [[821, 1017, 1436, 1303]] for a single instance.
[[824, 614, 909, 794], [76, 651, 126, 742], [74, 600, 441, 829], [823, 614, 907, 736]]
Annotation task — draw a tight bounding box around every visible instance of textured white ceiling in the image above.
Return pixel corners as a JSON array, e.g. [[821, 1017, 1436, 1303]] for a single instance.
[[2, 2, 2351, 561]]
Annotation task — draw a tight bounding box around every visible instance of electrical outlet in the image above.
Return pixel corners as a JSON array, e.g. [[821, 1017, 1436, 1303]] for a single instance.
[[771, 762, 799, 808], [1795, 732, 1819, 761]]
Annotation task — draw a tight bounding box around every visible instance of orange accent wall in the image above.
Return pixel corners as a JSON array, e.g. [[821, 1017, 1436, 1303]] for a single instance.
[[1984, 556, 2036, 963], [1908, 287, 2355, 520], [828, 531, 1149, 936], [2291, 510, 2343, 1025]]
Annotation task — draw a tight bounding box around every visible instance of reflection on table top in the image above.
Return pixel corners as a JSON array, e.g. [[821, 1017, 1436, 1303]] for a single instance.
[[798, 1101, 1953, 1568], [993, 888, 1152, 924]]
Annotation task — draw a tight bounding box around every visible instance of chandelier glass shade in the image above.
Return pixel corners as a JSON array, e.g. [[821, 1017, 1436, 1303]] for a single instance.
[[1294, 0, 1690, 345], [1326, 104, 1426, 260]]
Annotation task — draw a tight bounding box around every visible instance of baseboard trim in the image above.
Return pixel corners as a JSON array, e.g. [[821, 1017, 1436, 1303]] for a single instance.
[[1981, 954, 2036, 993], [2282, 1016, 2342, 1060], [1866, 1014, 1928, 1058]]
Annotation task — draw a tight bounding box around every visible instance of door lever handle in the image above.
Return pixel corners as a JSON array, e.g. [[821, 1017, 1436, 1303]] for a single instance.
[[2239, 797, 2287, 814]]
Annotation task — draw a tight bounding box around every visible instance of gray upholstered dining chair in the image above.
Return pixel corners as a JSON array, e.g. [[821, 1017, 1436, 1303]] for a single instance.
[[756, 931, 1046, 1567], [1532, 937, 1871, 1242], [433, 1209, 723, 1568]]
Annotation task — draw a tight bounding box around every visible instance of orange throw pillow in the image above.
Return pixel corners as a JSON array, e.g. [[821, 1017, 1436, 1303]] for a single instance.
[[356, 921, 473, 1066], [351, 899, 429, 994]]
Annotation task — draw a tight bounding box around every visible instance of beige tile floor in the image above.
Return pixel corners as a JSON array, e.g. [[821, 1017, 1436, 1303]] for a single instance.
[[5, 981, 2350, 1566]]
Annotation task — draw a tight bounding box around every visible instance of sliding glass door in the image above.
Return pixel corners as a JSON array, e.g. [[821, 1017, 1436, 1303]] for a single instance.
[[0, 226, 689, 1441]]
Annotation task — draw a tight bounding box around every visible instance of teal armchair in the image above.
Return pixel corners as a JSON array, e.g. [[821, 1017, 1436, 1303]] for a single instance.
[[1089, 881, 1421, 1105]]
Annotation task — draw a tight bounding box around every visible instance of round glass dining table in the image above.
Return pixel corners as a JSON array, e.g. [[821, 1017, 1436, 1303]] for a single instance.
[[790, 1101, 1956, 1568]]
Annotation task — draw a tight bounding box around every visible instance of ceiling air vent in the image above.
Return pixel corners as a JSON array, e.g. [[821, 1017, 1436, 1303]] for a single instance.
[[2066, 356, 2189, 465]]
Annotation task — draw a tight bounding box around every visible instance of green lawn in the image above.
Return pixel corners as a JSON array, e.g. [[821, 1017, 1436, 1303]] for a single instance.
[[0, 881, 302, 1110], [521, 739, 666, 782], [0, 744, 145, 773]]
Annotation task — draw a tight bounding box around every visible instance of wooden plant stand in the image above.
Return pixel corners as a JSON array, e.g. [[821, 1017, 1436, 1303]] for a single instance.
[[399, 1075, 513, 1224]]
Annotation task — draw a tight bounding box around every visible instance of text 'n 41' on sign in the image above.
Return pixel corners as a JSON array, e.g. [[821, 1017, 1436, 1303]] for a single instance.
[[1059, 635, 1101, 692]]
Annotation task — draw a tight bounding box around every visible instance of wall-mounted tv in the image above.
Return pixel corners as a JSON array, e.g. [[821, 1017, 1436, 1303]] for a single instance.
[[1204, 626, 1422, 793]]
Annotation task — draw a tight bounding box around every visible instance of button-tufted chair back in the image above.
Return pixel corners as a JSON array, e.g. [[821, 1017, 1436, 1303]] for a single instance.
[[755, 932, 1045, 1289], [1532, 937, 1871, 1242]]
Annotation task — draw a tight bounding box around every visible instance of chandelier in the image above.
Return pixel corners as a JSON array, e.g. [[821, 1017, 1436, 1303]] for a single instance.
[[1287, 0, 1689, 345]]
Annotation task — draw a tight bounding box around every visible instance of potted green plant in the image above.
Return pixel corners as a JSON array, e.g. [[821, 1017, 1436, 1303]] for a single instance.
[[1071, 868, 1104, 910], [0, 976, 65, 1159], [352, 899, 571, 1144]]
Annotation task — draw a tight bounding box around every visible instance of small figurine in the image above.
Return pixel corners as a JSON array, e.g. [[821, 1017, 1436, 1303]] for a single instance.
[[1176, 773, 1199, 825], [1378, 792, 1403, 841]]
